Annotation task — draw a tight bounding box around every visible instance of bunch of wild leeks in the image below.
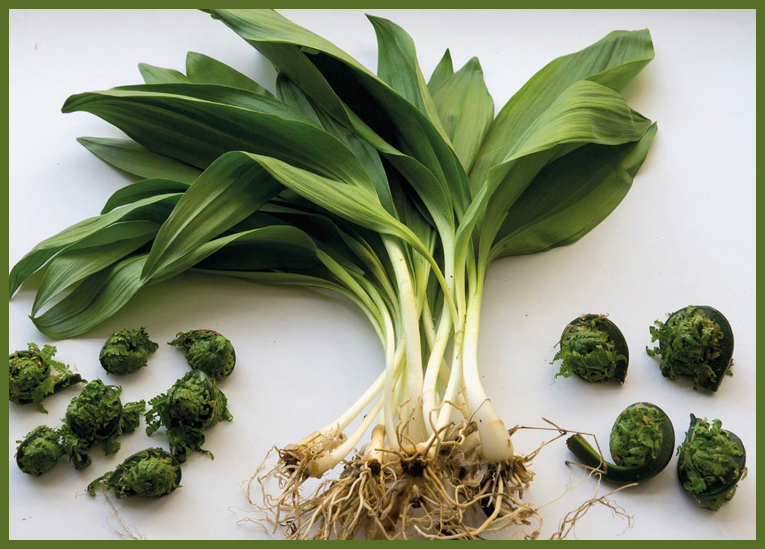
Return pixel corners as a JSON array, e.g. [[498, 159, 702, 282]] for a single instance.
[[9, 9, 656, 539]]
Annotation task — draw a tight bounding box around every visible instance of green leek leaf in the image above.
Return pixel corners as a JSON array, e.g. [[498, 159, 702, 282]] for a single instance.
[[101, 179, 191, 214], [469, 29, 654, 195], [456, 80, 652, 274], [112, 83, 316, 125], [31, 254, 148, 339], [195, 225, 321, 272], [490, 123, 657, 260], [62, 88, 375, 189], [430, 56, 494, 173], [475, 83, 653, 267], [185, 51, 275, 96], [32, 221, 159, 316], [9, 193, 179, 298], [197, 264, 385, 345], [138, 63, 190, 84], [426, 49, 454, 96], [151, 148, 448, 308], [275, 74, 396, 216], [263, 203, 397, 307], [153, 225, 320, 283], [141, 152, 284, 284], [198, 269, 345, 295], [77, 137, 202, 184], [502, 80, 651, 163], [259, 205, 370, 277], [205, 9, 469, 220], [274, 73, 323, 126], [238, 152, 430, 260], [204, 8, 374, 127], [367, 15, 446, 136]]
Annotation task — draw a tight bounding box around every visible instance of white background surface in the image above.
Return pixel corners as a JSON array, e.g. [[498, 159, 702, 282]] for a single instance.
[[8, 9, 756, 540]]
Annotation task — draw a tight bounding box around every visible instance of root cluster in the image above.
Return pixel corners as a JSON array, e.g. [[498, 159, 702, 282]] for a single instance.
[[245, 421, 541, 540]]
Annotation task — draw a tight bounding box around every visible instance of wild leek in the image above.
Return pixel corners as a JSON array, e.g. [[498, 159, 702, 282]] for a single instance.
[[8, 9, 657, 539]]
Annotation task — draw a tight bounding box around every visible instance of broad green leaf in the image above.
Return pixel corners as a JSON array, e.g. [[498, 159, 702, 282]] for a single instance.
[[204, 8, 372, 126], [265, 202, 397, 308], [395, 177, 437, 311], [278, 66, 455, 250], [185, 51, 274, 96], [367, 15, 446, 136], [205, 9, 470, 219], [333, 225, 397, 311], [113, 83, 316, 124], [335, 105, 456, 239], [62, 88, 374, 188], [476, 82, 653, 261], [101, 179, 191, 214], [320, 247, 388, 338], [427, 49, 454, 96], [152, 225, 320, 283], [501, 80, 651, 163], [31, 223, 327, 339], [195, 225, 321, 272], [32, 221, 159, 315], [199, 268, 345, 294], [491, 123, 657, 260], [9, 193, 179, 297], [470, 29, 654, 194], [275, 73, 323, 126], [31, 254, 148, 339], [194, 225, 387, 342], [138, 63, 190, 84], [141, 152, 284, 284], [78, 137, 202, 184], [276, 74, 396, 216], [238, 150, 456, 318], [389, 173, 436, 254], [174, 148, 452, 311], [430, 57, 494, 173], [237, 152, 428, 258], [277, 79, 454, 243], [260, 204, 369, 277], [455, 80, 652, 274]]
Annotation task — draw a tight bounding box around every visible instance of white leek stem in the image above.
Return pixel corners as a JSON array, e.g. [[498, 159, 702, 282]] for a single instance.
[[422, 303, 454, 435], [421, 235, 456, 436], [353, 275, 400, 451], [384, 329, 406, 451], [426, 306, 453, 395], [434, 312, 466, 433], [308, 393, 385, 477], [383, 236, 426, 442], [433, 236, 469, 433], [461, 277, 513, 462], [310, 370, 385, 443], [366, 423, 387, 465]]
